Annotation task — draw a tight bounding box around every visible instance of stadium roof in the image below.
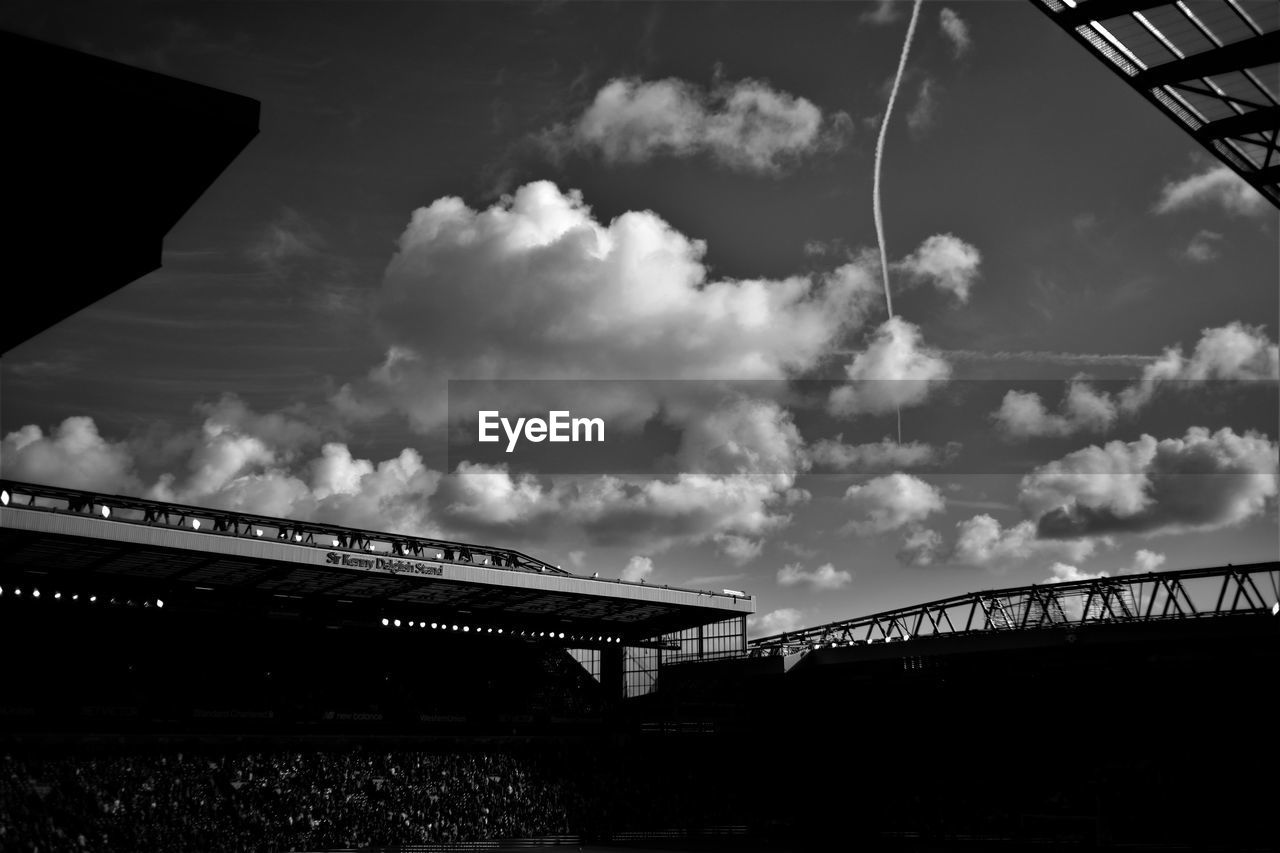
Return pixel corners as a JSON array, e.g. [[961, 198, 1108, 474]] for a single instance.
[[1, 30, 260, 353], [1029, 0, 1280, 209], [0, 480, 753, 644]]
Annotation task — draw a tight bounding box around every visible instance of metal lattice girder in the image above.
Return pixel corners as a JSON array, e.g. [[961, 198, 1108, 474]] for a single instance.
[[748, 561, 1280, 655], [1029, 0, 1280, 209]]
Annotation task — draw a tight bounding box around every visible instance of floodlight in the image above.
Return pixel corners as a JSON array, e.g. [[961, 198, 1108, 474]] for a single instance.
[[408, 621, 416, 627], [393, 619, 401, 627], [0, 489, 8, 506], [295, 534, 303, 542], [558, 632, 565, 639], [463, 626, 470, 632], [452, 625, 458, 631], [0, 587, 4, 595], [156, 599, 164, 608], [100, 506, 110, 518], [497, 629, 503, 634], [437, 552, 444, 559], [255, 529, 264, 537], [89, 595, 96, 602], [32, 589, 40, 599], [54, 592, 62, 600], [72, 594, 79, 601], [1273, 602, 1279, 616], [382, 618, 390, 626], [334, 539, 341, 547], [431, 622, 438, 629], [14, 588, 21, 596], [192, 519, 201, 530]]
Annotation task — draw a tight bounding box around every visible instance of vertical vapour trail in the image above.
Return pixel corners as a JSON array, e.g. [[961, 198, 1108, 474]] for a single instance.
[[870, 0, 924, 444], [872, 0, 924, 320]]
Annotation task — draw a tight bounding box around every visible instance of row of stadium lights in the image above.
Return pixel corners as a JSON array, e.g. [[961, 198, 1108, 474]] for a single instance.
[[379, 617, 622, 644], [0, 585, 164, 609], [1, 491, 509, 567]]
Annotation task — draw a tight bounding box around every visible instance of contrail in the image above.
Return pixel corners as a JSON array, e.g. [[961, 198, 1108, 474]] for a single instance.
[[871, 0, 924, 443], [872, 0, 924, 320]]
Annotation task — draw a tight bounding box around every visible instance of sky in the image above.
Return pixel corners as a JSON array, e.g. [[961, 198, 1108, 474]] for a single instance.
[[1, 0, 1277, 638]]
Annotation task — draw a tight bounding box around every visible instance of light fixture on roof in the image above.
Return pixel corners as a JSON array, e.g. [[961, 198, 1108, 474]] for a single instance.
[[1273, 602, 1279, 616], [32, 589, 40, 599], [408, 620, 415, 627], [558, 632, 565, 639], [294, 534, 303, 542], [497, 628, 503, 634], [430, 622, 438, 629], [14, 588, 21, 597], [89, 595, 96, 603], [333, 539, 341, 547], [255, 529, 264, 537], [54, 592, 62, 600], [100, 506, 111, 519], [1, 490, 8, 506], [192, 519, 201, 530], [452, 624, 459, 631], [381, 618, 389, 626], [72, 594, 79, 601], [463, 626, 470, 632], [393, 619, 401, 627], [156, 599, 164, 608]]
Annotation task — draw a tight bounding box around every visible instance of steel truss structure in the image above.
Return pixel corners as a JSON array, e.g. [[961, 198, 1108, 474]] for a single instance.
[[0, 479, 569, 576], [747, 562, 1280, 657], [1030, 0, 1280, 209]]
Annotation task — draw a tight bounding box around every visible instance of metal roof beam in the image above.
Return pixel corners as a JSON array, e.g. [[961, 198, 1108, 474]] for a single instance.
[[1194, 106, 1280, 141], [1058, 0, 1172, 28], [1136, 31, 1280, 87]]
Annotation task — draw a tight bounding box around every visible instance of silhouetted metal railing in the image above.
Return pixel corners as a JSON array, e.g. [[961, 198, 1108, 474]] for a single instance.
[[747, 562, 1280, 657]]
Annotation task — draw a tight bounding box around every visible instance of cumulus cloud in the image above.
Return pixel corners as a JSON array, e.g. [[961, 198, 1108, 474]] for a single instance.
[[2, 404, 442, 537], [843, 473, 945, 535], [952, 515, 1101, 571], [1023, 427, 1278, 539], [435, 462, 558, 528], [1120, 322, 1279, 411], [543, 76, 850, 173], [829, 317, 952, 417], [366, 181, 881, 432], [994, 379, 1118, 439], [1043, 562, 1107, 584], [1183, 229, 1223, 263], [1154, 165, 1269, 217], [894, 233, 982, 303], [860, 0, 903, 26], [621, 555, 654, 582], [897, 526, 944, 566], [747, 607, 804, 637], [2, 417, 140, 494], [1126, 548, 1167, 574], [808, 436, 954, 472], [939, 8, 972, 57], [777, 562, 852, 590], [995, 323, 1278, 439], [714, 533, 765, 564], [906, 78, 938, 134]]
